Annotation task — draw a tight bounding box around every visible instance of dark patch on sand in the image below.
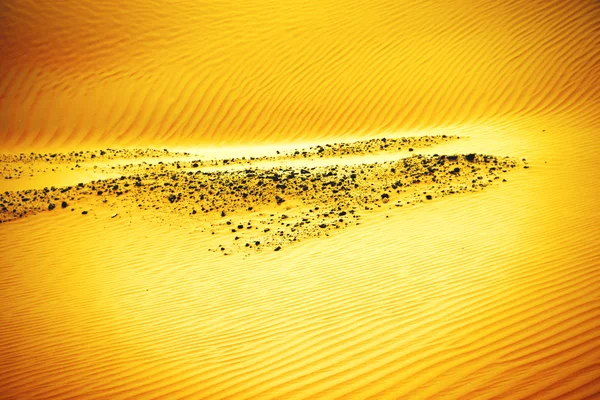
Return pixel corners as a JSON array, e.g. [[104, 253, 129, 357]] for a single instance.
[[0, 135, 526, 252]]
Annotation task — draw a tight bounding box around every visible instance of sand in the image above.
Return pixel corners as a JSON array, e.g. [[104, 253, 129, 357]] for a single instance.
[[1, 0, 599, 398]]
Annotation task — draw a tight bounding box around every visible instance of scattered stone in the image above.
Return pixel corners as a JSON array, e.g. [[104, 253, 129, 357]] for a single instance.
[[0, 137, 524, 254]]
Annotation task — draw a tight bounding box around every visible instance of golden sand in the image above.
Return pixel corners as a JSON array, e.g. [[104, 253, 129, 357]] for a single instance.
[[1, 0, 599, 398]]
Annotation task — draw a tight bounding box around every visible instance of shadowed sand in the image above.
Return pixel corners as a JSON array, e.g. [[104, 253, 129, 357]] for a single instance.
[[1, 0, 600, 398]]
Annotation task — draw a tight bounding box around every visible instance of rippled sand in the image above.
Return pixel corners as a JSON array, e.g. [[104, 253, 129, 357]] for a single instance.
[[1, 0, 599, 398]]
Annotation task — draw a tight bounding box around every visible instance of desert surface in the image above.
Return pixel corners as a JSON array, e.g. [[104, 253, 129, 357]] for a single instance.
[[1, 0, 599, 399]]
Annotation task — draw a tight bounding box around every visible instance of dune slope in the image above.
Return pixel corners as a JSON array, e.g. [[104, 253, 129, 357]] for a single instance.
[[1, 0, 599, 150], [1, 121, 599, 399]]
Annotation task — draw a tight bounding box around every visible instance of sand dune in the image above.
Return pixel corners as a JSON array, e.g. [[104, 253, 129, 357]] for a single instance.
[[1, 0, 600, 398], [1, 123, 598, 398], [1, 0, 599, 151]]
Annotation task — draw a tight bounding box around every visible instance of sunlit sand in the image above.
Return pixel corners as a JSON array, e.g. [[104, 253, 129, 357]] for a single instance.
[[1, 0, 599, 398]]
